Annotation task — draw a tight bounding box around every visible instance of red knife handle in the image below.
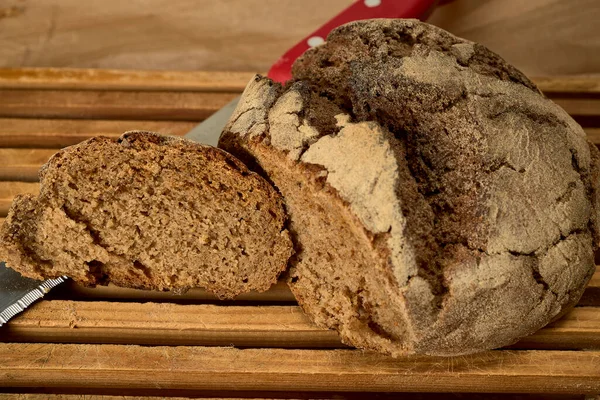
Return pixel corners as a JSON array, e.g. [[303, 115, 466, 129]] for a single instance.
[[267, 0, 439, 83]]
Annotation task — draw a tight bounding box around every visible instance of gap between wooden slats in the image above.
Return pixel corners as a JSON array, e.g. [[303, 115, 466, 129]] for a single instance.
[[0, 90, 237, 121], [0, 395, 590, 400], [49, 279, 296, 303], [0, 395, 589, 400], [0, 68, 254, 92], [1, 343, 599, 394], [0, 300, 598, 350], [581, 268, 600, 306], [0, 396, 245, 400], [0, 396, 225, 400]]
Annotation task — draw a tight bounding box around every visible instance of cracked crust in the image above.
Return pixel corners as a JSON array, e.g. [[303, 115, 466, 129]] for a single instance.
[[219, 19, 599, 355], [0, 131, 293, 299]]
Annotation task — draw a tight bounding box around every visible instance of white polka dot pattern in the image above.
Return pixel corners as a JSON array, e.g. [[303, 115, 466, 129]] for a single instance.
[[307, 36, 325, 48], [364, 0, 382, 7]]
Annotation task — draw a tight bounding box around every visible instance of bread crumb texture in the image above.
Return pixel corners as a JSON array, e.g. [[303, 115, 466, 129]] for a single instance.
[[0, 131, 292, 299], [219, 19, 600, 354]]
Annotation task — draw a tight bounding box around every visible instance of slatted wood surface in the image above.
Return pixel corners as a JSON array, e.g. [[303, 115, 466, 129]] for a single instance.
[[0, 68, 600, 399]]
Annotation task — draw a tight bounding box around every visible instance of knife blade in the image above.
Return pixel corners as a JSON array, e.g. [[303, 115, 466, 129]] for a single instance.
[[186, 97, 241, 146], [0, 263, 66, 326], [185, 0, 438, 144]]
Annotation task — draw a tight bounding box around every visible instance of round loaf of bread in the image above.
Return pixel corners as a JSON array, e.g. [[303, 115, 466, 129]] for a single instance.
[[0, 131, 292, 299], [219, 19, 600, 355]]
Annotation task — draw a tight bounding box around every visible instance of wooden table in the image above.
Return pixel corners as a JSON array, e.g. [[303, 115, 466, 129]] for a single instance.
[[0, 68, 599, 399], [1, 0, 599, 77]]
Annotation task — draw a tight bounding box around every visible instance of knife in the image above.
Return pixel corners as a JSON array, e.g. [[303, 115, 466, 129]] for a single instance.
[[0, 265, 66, 326], [0, 0, 437, 327]]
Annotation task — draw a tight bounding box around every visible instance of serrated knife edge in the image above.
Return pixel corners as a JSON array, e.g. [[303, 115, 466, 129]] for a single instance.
[[0, 268, 67, 326]]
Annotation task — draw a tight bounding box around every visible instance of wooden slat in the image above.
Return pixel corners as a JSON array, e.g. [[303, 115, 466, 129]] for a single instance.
[[552, 98, 600, 118], [0, 87, 598, 125], [0, 149, 55, 181], [0, 118, 194, 148], [0, 115, 598, 156], [0, 90, 237, 121], [2, 300, 598, 350], [535, 76, 600, 94], [511, 307, 600, 350], [0, 69, 599, 95], [587, 128, 600, 144], [0, 69, 253, 92], [1, 344, 599, 394], [0, 124, 576, 152], [0, 182, 38, 216], [0, 123, 597, 153], [0, 301, 341, 348]]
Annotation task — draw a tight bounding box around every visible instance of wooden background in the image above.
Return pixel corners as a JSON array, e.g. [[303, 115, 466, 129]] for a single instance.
[[1, 0, 600, 397], [1, 0, 599, 76]]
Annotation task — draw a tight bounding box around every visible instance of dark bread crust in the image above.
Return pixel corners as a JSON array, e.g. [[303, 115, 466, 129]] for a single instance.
[[220, 19, 599, 355], [0, 131, 293, 299]]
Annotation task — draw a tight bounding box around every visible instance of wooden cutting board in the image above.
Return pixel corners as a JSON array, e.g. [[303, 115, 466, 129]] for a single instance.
[[0, 68, 599, 400]]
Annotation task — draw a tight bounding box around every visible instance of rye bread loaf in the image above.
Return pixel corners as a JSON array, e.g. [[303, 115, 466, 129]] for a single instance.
[[0, 131, 292, 299], [219, 19, 600, 355]]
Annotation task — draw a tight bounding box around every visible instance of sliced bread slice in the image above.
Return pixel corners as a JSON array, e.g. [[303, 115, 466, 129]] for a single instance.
[[0, 131, 292, 299]]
